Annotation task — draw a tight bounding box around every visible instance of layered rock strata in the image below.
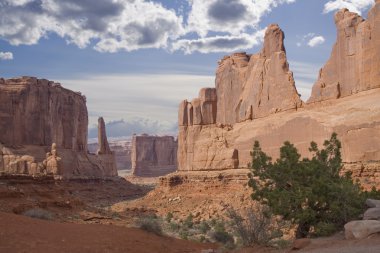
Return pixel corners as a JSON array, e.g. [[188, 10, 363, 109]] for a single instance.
[[131, 135, 177, 177], [0, 77, 117, 178], [176, 3, 380, 189]]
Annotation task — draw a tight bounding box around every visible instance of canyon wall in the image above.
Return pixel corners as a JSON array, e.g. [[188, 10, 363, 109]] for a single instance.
[[308, 3, 380, 103], [177, 3, 380, 189], [0, 77, 117, 178], [132, 135, 177, 177]]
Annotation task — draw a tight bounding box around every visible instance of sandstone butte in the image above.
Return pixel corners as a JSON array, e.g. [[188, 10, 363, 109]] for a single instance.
[[131, 135, 178, 177], [0, 77, 117, 179], [176, 3, 380, 189]]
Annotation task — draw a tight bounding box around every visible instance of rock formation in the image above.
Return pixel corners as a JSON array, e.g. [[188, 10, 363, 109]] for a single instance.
[[97, 117, 112, 155], [308, 3, 380, 103], [43, 143, 62, 175], [0, 76, 117, 179], [88, 139, 132, 171], [132, 135, 177, 177], [176, 3, 380, 189]]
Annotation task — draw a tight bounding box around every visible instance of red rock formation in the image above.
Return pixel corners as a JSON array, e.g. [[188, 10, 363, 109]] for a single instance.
[[308, 3, 380, 103], [0, 77, 117, 178], [0, 77, 88, 150], [215, 24, 302, 125], [176, 3, 380, 189], [97, 117, 112, 155], [132, 135, 177, 177]]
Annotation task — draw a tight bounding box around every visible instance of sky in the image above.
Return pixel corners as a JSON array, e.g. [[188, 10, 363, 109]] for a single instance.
[[0, 0, 376, 137]]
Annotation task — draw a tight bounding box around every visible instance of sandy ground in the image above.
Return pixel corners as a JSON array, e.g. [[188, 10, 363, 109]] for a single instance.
[[0, 175, 380, 253], [0, 211, 217, 253]]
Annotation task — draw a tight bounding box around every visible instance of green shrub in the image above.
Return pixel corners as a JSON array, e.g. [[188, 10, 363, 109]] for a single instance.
[[168, 221, 180, 232], [166, 212, 174, 223], [313, 222, 337, 237], [211, 230, 234, 244], [22, 208, 54, 220], [198, 220, 211, 234], [179, 229, 189, 240], [183, 214, 194, 228], [249, 133, 378, 238], [227, 206, 282, 246], [138, 216, 162, 236]]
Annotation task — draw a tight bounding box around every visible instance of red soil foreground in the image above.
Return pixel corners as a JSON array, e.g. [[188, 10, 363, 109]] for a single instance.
[[0, 212, 216, 253]]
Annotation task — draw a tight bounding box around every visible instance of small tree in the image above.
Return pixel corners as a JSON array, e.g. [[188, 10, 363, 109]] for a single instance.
[[249, 133, 367, 238]]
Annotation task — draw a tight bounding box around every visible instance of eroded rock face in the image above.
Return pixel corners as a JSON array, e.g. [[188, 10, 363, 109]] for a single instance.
[[0, 76, 88, 150], [97, 117, 112, 155], [177, 4, 380, 189], [216, 24, 302, 125], [0, 77, 117, 179], [132, 135, 177, 177], [308, 4, 380, 103]]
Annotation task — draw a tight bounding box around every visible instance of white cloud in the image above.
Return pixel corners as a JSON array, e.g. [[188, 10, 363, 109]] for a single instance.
[[187, 0, 296, 37], [172, 29, 265, 54], [323, 0, 375, 15], [0, 51, 13, 60], [0, 0, 184, 52], [61, 74, 214, 126], [307, 36, 325, 47]]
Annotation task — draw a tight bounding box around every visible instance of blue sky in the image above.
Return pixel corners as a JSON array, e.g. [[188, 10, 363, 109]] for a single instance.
[[0, 0, 375, 137]]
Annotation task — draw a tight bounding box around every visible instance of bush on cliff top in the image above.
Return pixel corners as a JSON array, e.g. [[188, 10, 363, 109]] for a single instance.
[[249, 133, 378, 238]]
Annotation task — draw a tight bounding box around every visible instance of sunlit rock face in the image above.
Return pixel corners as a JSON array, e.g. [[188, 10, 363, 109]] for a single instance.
[[308, 5, 380, 103], [177, 3, 380, 190], [0, 77, 117, 179]]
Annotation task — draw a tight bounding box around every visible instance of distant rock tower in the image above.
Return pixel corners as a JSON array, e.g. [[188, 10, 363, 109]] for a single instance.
[[97, 117, 112, 155]]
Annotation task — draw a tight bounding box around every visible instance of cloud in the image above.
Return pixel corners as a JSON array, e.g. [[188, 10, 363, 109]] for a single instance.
[[171, 29, 265, 54], [307, 36, 325, 47], [61, 74, 214, 127], [0, 0, 184, 52], [323, 0, 375, 15], [0, 0, 297, 54], [187, 0, 296, 37], [0, 51, 13, 60], [88, 118, 178, 138]]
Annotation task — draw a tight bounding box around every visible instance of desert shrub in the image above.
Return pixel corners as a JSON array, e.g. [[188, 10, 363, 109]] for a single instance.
[[179, 228, 189, 240], [168, 221, 180, 232], [249, 133, 378, 238], [198, 220, 211, 234], [183, 214, 194, 228], [138, 216, 162, 236], [22, 208, 54, 220], [166, 212, 174, 223], [211, 230, 234, 244], [227, 206, 282, 246]]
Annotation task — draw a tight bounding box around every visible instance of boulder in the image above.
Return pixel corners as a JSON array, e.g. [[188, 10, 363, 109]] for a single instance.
[[363, 208, 380, 220], [366, 199, 380, 208], [344, 220, 380, 239]]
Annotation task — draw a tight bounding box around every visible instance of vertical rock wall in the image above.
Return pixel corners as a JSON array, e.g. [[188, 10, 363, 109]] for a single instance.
[[131, 135, 177, 177], [0, 77, 117, 178]]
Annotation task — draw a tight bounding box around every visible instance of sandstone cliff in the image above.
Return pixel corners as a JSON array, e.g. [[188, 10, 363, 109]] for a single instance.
[[308, 3, 380, 103], [177, 3, 380, 189], [0, 77, 117, 178], [97, 117, 112, 155], [132, 135, 177, 177]]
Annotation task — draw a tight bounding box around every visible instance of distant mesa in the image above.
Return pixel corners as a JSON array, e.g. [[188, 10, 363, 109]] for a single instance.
[[0, 76, 117, 179], [132, 135, 177, 177], [176, 2, 380, 190]]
